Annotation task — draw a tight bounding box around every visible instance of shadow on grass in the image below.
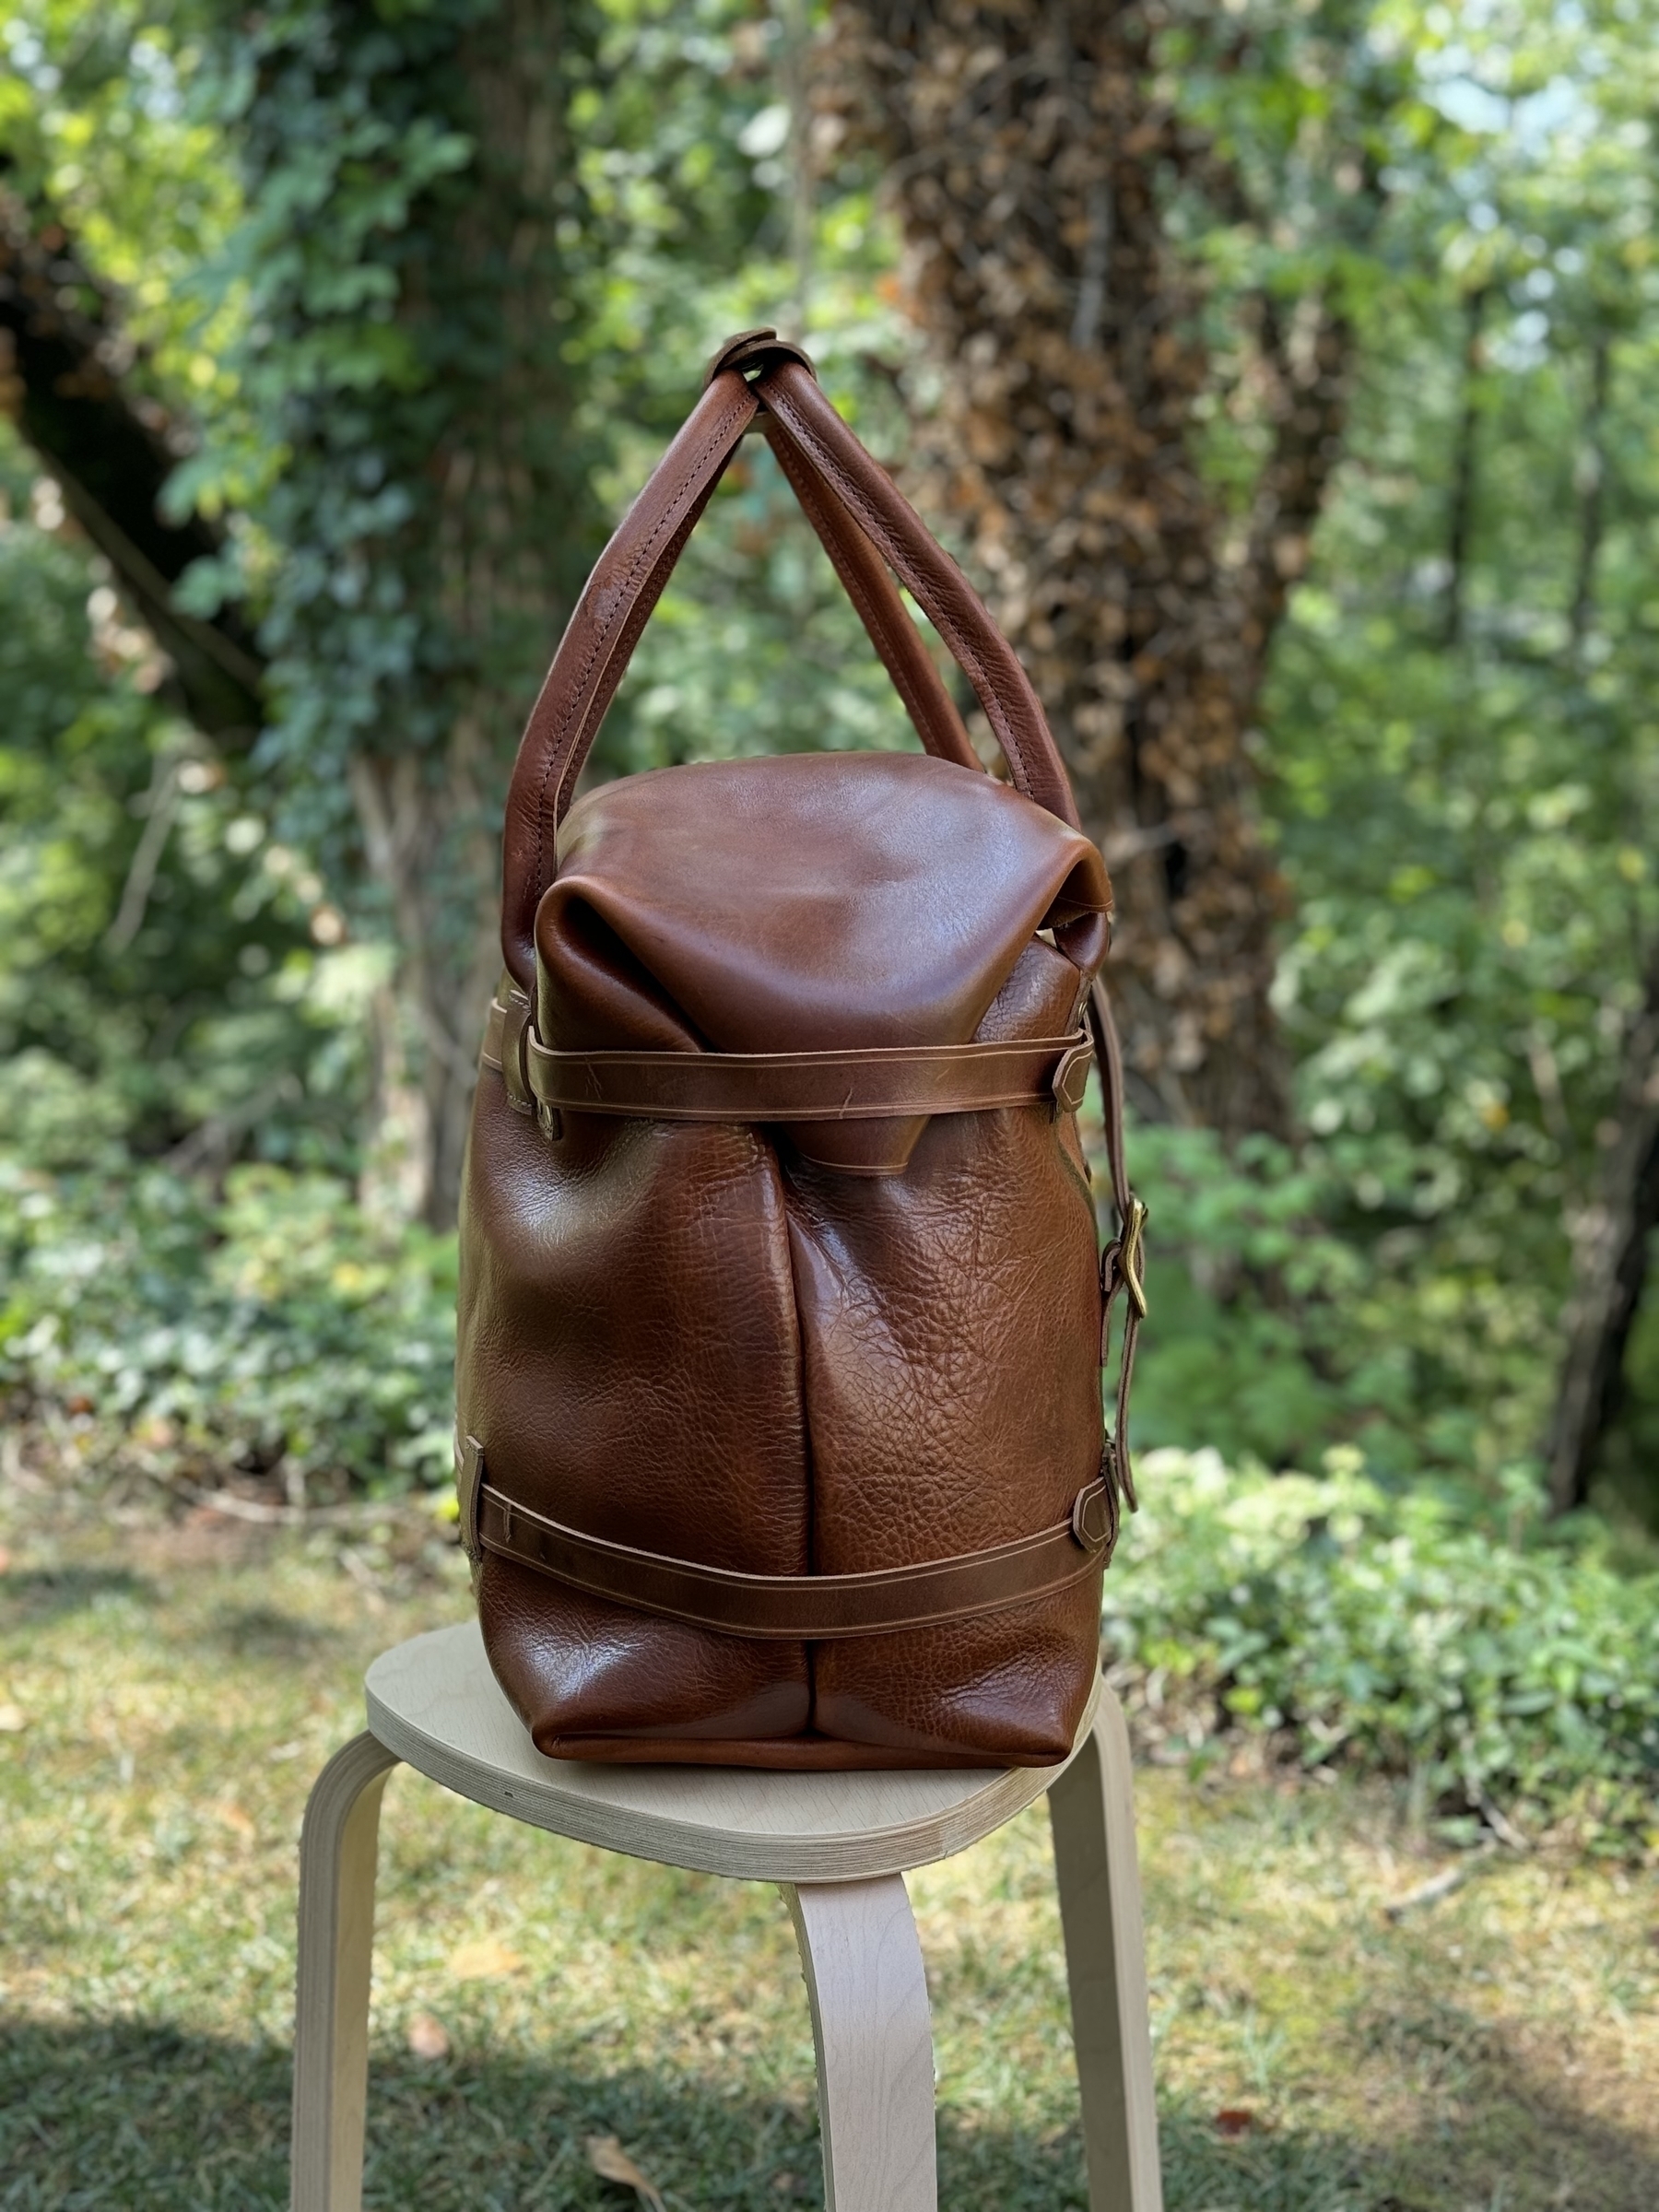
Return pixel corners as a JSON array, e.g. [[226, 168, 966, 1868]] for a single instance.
[[203, 1599, 339, 1658], [0, 1563, 156, 1623], [3, 2016, 1655, 2212]]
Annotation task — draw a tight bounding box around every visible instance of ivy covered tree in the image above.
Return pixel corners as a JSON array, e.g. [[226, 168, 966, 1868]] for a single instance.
[[3, 0, 609, 1224], [208, 0, 606, 1223], [818, 0, 1415, 1143]]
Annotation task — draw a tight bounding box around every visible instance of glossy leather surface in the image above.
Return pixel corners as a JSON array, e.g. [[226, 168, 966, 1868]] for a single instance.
[[538, 752, 1106, 1171], [458, 334, 1129, 1768]]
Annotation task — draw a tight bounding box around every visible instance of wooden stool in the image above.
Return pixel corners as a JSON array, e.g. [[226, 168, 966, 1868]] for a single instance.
[[290, 1620, 1162, 2212]]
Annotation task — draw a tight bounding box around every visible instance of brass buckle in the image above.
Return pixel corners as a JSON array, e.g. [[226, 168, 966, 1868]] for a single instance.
[[1101, 1194, 1149, 1323], [1070, 1481, 1112, 1550], [1119, 1194, 1148, 1320]]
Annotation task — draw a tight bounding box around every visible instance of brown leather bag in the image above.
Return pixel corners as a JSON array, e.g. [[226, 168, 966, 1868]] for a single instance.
[[455, 330, 1147, 1771]]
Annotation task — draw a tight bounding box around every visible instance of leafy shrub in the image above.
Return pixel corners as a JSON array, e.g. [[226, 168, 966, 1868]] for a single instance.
[[0, 1159, 455, 1499], [1108, 1449, 1659, 1853], [1121, 1119, 1563, 1483]]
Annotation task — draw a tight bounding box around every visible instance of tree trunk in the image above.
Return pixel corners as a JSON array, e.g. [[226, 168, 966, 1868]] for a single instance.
[[0, 191, 265, 744], [823, 1, 1367, 1139], [1546, 935, 1659, 1513], [1568, 331, 1611, 660], [349, 0, 596, 1226], [230, 0, 601, 1229], [1441, 284, 1488, 650]]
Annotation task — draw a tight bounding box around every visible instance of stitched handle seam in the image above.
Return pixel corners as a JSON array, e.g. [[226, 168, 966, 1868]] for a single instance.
[[524, 388, 753, 925], [794, 479, 937, 749], [765, 390, 1045, 802]]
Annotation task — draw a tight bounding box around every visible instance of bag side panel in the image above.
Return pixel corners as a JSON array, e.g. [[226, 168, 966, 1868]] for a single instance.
[[784, 941, 1105, 1761], [457, 1077, 811, 1747]]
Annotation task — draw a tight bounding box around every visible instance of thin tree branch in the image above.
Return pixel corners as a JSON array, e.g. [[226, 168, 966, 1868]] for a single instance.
[[1441, 284, 1488, 649], [1568, 330, 1611, 659], [1546, 928, 1659, 1513]]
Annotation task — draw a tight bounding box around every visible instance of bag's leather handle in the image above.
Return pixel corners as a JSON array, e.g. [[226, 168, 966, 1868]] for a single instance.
[[500, 335, 1082, 985], [501, 371, 758, 985], [759, 418, 980, 774], [754, 358, 1081, 832]]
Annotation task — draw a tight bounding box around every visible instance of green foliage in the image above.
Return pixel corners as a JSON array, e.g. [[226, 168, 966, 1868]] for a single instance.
[[194, 0, 603, 882], [1124, 1113, 1558, 1480], [0, 0, 244, 391], [0, 427, 355, 1167], [1100, 0, 1659, 1503], [1122, 1127, 1376, 1473], [0, 1157, 454, 1497], [1108, 1450, 1659, 1853]]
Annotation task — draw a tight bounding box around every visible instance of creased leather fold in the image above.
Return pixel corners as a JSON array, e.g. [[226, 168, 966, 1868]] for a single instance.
[[535, 750, 1110, 1171]]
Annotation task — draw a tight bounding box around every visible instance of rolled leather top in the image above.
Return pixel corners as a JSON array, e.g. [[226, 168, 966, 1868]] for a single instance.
[[534, 749, 1112, 1171]]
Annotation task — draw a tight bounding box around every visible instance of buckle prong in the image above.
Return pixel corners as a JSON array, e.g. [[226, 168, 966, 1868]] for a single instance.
[[1119, 1194, 1149, 1320]]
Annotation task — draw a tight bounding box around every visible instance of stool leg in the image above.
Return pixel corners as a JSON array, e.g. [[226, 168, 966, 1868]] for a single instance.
[[291, 1732, 401, 2212], [783, 1875, 937, 2212], [1047, 1687, 1164, 2212]]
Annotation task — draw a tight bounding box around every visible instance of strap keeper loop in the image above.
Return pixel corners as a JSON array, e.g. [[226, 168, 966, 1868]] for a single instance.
[[705, 325, 818, 387], [1052, 1037, 1093, 1118]]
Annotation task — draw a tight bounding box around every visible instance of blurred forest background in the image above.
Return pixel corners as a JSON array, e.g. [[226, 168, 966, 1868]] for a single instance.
[[6, 0, 1659, 1545], [7, 14, 1659, 2195]]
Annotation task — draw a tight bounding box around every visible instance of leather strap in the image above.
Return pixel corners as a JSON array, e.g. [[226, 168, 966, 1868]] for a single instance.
[[759, 418, 980, 774], [754, 359, 1081, 832], [480, 982, 535, 1115], [502, 373, 756, 983], [500, 332, 1083, 987], [466, 1461, 1116, 1639], [520, 1027, 1094, 1124], [705, 326, 818, 383], [1088, 978, 1147, 1512]]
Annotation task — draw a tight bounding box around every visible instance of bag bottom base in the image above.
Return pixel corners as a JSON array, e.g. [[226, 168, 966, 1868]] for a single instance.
[[535, 1731, 1063, 1771]]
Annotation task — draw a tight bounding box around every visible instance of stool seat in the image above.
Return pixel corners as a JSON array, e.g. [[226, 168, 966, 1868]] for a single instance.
[[366, 1618, 1103, 1883], [291, 1622, 1162, 2212]]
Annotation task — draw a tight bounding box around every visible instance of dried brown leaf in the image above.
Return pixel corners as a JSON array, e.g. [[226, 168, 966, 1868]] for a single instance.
[[446, 1936, 524, 1981], [406, 2012, 451, 2060], [208, 1799, 255, 1840], [585, 2134, 666, 2211]]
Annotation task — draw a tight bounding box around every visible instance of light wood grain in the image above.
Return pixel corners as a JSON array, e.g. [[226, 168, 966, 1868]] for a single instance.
[[785, 1877, 937, 2212], [290, 1731, 400, 2212], [364, 1619, 1100, 1882], [292, 1636, 1164, 2208], [1048, 1688, 1165, 2212]]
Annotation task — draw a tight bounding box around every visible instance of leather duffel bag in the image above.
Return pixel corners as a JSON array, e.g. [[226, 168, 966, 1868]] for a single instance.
[[454, 329, 1147, 1770]]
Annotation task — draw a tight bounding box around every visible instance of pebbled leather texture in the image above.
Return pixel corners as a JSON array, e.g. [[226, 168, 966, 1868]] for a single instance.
[[457, 333, 1138, 1768]]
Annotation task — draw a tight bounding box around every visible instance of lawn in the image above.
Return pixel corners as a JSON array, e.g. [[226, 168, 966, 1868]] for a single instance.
[[2, 1465, 1655, 2211]]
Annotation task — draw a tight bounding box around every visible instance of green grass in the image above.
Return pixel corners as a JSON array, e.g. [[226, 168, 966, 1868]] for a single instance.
[[2, 1478, 1656, 2211]]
